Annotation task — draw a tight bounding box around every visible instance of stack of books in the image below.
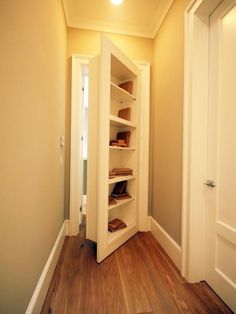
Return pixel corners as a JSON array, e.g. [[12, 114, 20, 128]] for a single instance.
[[109, 170, 116, 179], [108, 218, 127, 233], [110, 131, 130, 148], [112, 168, 133, 176], [110, 139, 127, 147]]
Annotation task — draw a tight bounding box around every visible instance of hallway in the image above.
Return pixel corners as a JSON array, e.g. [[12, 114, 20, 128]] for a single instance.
[[42, 232, 232, 313]]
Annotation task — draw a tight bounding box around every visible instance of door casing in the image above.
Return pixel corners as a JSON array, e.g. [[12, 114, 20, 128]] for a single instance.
[[182, 0, 235, 282]]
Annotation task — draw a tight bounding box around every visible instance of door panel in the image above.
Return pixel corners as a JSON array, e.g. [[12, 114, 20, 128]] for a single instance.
[[206, 1, 236, 311], [218, 5, 236, 228]]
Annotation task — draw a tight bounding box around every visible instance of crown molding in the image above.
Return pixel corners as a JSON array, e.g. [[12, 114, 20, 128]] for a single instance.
[[150, 0, 174, 38], [67, 17, 154, 39], [63, 0, 174, 39]]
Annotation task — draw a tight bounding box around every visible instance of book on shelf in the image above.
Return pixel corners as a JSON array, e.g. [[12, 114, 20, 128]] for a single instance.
[[109, 170, 116, 179], [111, 194, 132, 200], [108, 218, 127, 232], [110, 131, 130, 148], [110, 139, 127, 147], [109, 196, 117, 205]]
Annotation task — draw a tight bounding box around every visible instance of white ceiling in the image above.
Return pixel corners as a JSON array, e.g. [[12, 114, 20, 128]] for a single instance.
[[63, 0, 174, 38]]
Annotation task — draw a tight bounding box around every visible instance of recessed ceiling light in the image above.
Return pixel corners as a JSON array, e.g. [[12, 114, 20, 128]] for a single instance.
[[110, 0, 124, 5]]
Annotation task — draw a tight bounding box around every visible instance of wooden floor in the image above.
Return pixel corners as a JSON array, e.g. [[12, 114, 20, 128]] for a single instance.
[[42, 231, 233, 314]]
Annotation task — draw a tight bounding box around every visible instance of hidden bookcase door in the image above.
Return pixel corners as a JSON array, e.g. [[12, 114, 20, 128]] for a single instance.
[[87, 36, 141, 262]]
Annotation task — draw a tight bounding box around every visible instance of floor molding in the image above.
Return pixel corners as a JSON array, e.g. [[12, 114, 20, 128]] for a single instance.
[[149, 216, 182, 270], [65, 219, 70, 236], [26, 220, 68, 313]]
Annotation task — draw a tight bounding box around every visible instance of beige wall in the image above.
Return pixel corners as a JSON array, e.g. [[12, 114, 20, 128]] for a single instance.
[[0, 1, 67, 313], [67, 27, 153, 62], [151, 0, 190, 245], [64, 28, 153, 217]]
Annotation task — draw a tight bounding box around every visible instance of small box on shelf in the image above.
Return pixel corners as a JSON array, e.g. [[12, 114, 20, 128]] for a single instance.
[[119, 81, 133, 95], [118, 108, 131, 121]]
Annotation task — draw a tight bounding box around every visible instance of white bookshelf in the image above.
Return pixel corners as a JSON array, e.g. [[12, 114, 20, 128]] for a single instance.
[[88, 36, 140, 263]]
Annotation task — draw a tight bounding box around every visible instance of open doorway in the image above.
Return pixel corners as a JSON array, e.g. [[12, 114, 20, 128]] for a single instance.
[[80, 65, 88, 226], [69, 56, 90, 236]]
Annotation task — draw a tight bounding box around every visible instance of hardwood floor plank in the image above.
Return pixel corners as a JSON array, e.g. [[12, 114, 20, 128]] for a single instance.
[[100, 253, 128, 314], [132, 233, 182, 314], [50, 235, 90, 314], [84, 241, 105, 314], [116, 235, 164, 313]]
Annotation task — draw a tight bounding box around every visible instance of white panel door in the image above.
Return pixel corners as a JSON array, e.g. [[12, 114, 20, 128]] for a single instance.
[[206, 1, 236, 311]]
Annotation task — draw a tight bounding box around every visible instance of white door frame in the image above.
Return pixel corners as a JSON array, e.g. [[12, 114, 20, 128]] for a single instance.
[[69, 54, 91, 236], [182, 0, 235, 282], [70, 54, 150, 236]]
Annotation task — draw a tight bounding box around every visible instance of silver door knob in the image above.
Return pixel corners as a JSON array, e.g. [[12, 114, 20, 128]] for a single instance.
[[204, 180, 216, 187]]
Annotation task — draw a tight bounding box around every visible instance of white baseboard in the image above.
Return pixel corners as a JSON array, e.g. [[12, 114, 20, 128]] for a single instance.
[[26, 220, 68, 314], [149, 216, 182, 270], [65, 219, 70, 236]]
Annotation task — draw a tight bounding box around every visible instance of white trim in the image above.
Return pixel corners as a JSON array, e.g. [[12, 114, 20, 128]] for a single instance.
[[151, 0, 174, 38], [182, 0, 228, 282], [149, 216, 182, 270], [25, 221, 67, 314], [135, 61, 150, 231], [69, 55, 92, 236], [65, 219, 70, 236], [63, 0, 173, 39], [67, 18, 154, 39]]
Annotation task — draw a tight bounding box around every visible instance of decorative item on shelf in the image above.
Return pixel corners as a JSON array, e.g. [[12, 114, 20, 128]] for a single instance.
[[119, 81, 133, 95], [112, 180, 127, 194], [111, 180, 131, 200], [108, 196, 117, 205], [109, 170, 116, 179], [118, 108, 131, 121], [108, 218, 127, 233], [112, 168, 133, 176]]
